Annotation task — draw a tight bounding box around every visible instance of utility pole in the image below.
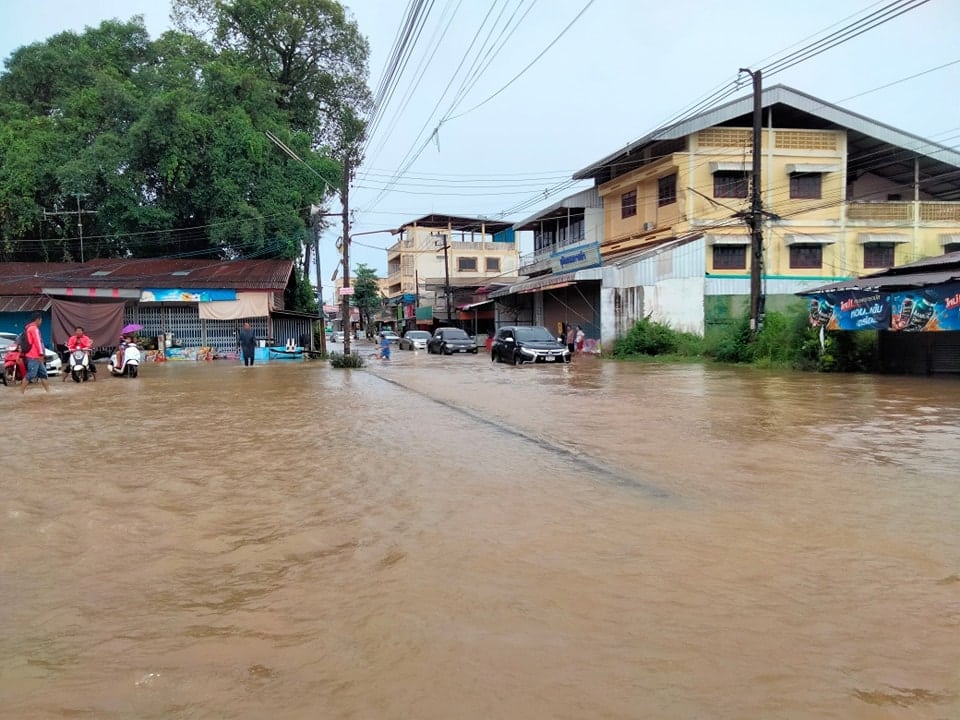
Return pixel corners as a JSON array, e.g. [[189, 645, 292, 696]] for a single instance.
[[433, 232, 452, 324], [739, 67, 764, 337], [312, 214, 326, 356], [44, 194, 96, 263], [341, 158, 352, 356]]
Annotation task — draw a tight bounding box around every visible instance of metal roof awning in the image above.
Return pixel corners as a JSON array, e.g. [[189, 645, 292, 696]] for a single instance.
[[800, 269, 960, 295], [525, 281, 573, 294], [0, 295, 51, 313], [489, 267, 602, 299]]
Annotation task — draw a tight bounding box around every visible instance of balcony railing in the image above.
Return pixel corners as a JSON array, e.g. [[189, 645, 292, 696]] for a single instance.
[[846, 201, 960, 223]]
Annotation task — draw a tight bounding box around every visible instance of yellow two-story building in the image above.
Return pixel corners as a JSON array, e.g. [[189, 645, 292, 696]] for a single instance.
[[571, 85, 960, 338], [385, 214, 518, 333]]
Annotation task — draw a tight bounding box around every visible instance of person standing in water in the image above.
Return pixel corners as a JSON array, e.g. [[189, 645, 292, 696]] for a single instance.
[[238, 322, 257, 366], [20, 314, 49, 394]]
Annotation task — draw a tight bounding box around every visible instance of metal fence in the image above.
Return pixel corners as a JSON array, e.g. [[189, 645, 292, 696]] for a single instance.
[[122, 304, 309, 352]]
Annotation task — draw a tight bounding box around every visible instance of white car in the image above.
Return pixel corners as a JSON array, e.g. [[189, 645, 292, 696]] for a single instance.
[[399, 330, 430, 351], [0, 331, 63, 375]]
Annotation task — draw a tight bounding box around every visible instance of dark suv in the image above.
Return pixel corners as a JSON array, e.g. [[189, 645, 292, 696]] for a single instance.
[[491, 326, 571, 364], [427, 327, 477, 355]]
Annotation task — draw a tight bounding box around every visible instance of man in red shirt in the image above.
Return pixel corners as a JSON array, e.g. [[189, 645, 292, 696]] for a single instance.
[[64, 326, 96, 381], [20, 313, 49, 394]]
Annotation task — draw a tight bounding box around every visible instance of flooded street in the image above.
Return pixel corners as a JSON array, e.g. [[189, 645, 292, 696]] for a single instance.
[[1, 346, 958, 719]]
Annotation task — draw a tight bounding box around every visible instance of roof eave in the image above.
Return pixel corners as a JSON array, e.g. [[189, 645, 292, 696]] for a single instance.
[[573, 84, 960, 181]]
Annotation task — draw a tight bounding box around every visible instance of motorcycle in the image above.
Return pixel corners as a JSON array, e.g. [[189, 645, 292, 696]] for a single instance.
[[3, 347, 26, 385], [108, 342, 141, 378], [69, 348, 93, 382]]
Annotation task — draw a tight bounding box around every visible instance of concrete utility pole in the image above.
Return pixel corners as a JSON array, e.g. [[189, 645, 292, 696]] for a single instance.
[[311, 210, 327, 356], [739, 67, 765, 337], [433, 232, 452, 324], [341, 158, 352, 356], [44, 194, 96, 263]]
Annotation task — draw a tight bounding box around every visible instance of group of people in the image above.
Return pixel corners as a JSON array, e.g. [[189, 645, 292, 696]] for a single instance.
[[11, 314, 99, 393], [564, 323, 586, 357]]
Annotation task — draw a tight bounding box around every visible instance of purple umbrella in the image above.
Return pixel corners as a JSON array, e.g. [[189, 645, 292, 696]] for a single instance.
[[121, 323, 143, 334]]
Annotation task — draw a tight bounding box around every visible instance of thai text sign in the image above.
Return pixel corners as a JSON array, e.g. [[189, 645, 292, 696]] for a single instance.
[[804, 281, 960, 332], [550, 242, 601, 274], [806, 291, 889, 331]]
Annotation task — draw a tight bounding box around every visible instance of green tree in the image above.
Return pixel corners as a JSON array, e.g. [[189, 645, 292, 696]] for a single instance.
[[351, 263, 382, 333], [0, 17, 344, 277], [171, 0, 371, 154]]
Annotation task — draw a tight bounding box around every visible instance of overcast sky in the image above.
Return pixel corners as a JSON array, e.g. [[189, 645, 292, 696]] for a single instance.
[[2, 0, 958, 296]]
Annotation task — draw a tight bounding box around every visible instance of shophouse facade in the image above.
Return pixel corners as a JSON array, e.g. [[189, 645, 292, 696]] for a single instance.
[[558, 84, 960, 341], [385, 214, 520, 333]]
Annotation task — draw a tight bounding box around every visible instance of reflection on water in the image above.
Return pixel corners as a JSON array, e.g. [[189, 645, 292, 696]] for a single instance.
[[1, 351, 958, 719]]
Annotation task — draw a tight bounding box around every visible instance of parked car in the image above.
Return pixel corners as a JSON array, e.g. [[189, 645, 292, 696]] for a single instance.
[[427, 327, 477, 355], [491, 326, 571, 365], [380, 330, 400, 344], [0, 331, 62, 375], [399, 330, 431, 351]]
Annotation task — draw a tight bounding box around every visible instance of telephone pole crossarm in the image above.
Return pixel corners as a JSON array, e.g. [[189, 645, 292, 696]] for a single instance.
[[43, 195, 96, 263]]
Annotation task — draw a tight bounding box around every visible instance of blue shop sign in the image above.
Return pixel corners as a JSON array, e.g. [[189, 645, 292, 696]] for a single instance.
[[550, 242, 601, 274]]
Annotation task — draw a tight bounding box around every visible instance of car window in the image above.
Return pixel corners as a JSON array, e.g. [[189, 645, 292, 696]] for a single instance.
[[443, 329, 469, 339], [516, 327, 555, 342]]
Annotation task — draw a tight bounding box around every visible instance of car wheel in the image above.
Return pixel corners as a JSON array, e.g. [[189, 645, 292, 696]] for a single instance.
[[471, 348, 478, 354], [511, 351, 520, 365], [442, 344, 450, 355]]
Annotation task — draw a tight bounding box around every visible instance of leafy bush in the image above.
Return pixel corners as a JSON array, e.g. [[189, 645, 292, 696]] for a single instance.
[[704, 319, 753, 364], [328, 351, 365, 368], [614, 317, 694, 357]]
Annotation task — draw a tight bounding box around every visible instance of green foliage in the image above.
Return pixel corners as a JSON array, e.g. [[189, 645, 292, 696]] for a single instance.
[[0, 4, 365, 263], [612, 316, 703, 358], [351, 263, 382, 330], [288, 265, 318, 314], [172, 0, 371, 153], [703, 319, 753, 363], [328, 350, 364, 368], [617, 304, 880, 373]]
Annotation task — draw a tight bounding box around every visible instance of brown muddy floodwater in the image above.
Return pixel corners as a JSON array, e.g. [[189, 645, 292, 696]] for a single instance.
[[1, 344, 958, 719]]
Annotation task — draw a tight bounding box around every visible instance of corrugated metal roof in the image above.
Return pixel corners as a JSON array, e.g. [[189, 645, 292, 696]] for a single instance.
[[801, 270, 960, 295], [513, 186, 601, 230], [800, 251, 960, 295], [0, 259, 294, 292], [872, 250, 960, 275], [0, 295, 51, 312], [402, 214, 512, 234]]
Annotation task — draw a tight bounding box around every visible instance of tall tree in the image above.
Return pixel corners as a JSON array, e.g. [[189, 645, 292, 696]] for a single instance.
[[0, 18, 341, 273], [352, 263, 382, 333], [171, 0, 371, 155]]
